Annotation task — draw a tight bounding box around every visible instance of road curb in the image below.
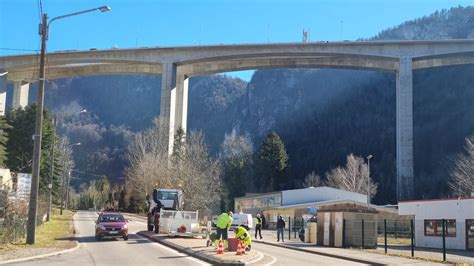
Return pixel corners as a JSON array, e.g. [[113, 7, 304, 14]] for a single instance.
[[138, 231, 263, 265], [0, 241, 79, 265], [253, 240, 385, 266]]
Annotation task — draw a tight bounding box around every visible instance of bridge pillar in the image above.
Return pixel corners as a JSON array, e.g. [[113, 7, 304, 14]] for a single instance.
[[160, 62, 177, 156], [0, 75, 6, 116], [396, 57, 414, 201], [159, 63, 190, 156], [13, 81, 29, 109], [174, 70, 189, 139]]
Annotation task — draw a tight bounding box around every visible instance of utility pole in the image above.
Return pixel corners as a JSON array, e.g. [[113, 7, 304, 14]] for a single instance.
[[60, 142, 80, 214], [367, 155, 373, 206], [59, 142, 67, 215], [26, 13, 47, 245], [25, 6, 109, 244], [65, 170, 71, 209]]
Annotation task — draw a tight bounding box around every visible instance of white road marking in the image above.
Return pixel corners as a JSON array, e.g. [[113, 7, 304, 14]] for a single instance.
[[133, 221, 147, 225], [263, 252, 278, 266], [134, 233, 210, 266]]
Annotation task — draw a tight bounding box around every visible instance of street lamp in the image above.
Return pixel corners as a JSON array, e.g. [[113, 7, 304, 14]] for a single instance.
[[367, 154, 373, 206], [47, 109, 86, 222], [27, 6, 110, 245], [60, 142, 81, 215]]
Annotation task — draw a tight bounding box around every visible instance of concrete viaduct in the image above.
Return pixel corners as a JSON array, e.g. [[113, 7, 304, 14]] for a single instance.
[[1, 40, 474, 201]]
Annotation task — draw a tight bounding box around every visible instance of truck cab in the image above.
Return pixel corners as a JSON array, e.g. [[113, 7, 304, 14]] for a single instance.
[[147, 188, 183, 233]]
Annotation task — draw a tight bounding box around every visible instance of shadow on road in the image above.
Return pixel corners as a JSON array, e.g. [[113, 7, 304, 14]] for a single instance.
[[59, 233, 151, 244], [157, 255, 190, 259]]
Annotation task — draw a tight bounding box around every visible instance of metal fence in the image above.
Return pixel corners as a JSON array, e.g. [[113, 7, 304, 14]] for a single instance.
[[353, 219, 469, 262], [265, 217, 308, 241]]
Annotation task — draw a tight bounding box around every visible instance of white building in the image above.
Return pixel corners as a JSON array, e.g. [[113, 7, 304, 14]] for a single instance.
[[281, 186, 366, 206], [399, 197, 474, 250], [235, 186, 367, 221], [16, 173, 32, 199], [0, 168, 12, 192]]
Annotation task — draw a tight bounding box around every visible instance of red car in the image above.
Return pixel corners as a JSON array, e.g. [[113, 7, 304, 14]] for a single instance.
[[95, 212, 128, 241]]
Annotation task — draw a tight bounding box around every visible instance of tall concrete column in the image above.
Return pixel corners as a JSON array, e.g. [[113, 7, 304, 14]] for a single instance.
[[13, 81, 29, 109], [0, 75, 6, 116], [396, 57, 414, 201], [174, 69, 189, 138], [160, 62, 177, 155]]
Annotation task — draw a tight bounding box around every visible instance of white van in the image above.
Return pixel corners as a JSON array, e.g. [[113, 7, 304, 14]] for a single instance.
[[212, 213, 254, 230], [232, 213, 253, 229]]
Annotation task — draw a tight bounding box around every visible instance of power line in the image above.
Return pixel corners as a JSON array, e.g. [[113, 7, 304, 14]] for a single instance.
[[0, 47, 40, 52], [70, 169, 106, 178], [36, 0, 42, 22]]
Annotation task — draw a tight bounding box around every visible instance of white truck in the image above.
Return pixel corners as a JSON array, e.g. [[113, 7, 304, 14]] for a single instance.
[[147, 188, 183, 233]]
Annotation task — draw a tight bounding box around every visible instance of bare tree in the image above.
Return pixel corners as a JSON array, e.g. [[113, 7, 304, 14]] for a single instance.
[[219, 130, 254, 209], [303, 171, 323, 188], [220, 130, 254, 162], [450, 135, 474, 197], [174, 131, 222, 212], [125, 118, 170, 199], [326, 154, 377, 197], [125, 120, 222, 213]]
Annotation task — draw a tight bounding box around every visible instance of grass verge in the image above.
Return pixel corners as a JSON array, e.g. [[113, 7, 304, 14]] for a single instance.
[[0, 208, 75, 256], [377, 236, 411, 245]]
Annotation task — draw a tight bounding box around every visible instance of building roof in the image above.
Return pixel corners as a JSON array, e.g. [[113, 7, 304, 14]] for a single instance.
[[269, 199, 398, 214], [234, 191, 281, 200], [399, 196, 474, 204], [236, 186, 366, 200]]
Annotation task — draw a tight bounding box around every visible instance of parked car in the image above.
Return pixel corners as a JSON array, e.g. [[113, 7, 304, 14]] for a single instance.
[[95, 212, 128, 241]]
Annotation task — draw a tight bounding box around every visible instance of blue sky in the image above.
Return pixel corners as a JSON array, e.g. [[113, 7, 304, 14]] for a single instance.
[[1, 0, 473, 80]]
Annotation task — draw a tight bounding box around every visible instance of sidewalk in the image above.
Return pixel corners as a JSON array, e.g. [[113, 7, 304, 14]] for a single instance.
[[375, 245, 474, 265], [254, 230, 446, 265], [138, 231, 263, 265]]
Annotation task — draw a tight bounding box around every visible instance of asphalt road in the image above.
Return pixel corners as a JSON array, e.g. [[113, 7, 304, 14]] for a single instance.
[[251, 242, 367, 266], [9, 211, 208, 266], [128, 214, 368, 265]]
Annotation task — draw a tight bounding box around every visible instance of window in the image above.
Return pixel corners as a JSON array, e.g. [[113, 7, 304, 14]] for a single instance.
[[157, 191, 177, 201], [100, 215, 125, 222], [424, 219, 456, 237], [425, 220, 436, 236]]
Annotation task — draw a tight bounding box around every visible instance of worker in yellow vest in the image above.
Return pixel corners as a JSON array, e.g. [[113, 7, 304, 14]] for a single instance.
[[234, 225, 252, 251], [215, 211, 233, 248]]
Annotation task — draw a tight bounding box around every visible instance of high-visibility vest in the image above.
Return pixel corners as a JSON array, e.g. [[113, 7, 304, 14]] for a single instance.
[[256, 217, 262, 225], [216, 213, 232, 230], [235, 226, 251, 245]]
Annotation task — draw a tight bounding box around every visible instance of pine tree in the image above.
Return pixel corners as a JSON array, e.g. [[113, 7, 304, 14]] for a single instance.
[[6, 105, 54, 195], [0, 116, 10, 167], [255, 131, 288, 192], [171, 127, 186, 167]]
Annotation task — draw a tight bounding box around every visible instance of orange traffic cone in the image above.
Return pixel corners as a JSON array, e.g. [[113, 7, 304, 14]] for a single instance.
[[241, 240, 246, 255], [236, 240, 242, 255], [217, 239, 224, 255]]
